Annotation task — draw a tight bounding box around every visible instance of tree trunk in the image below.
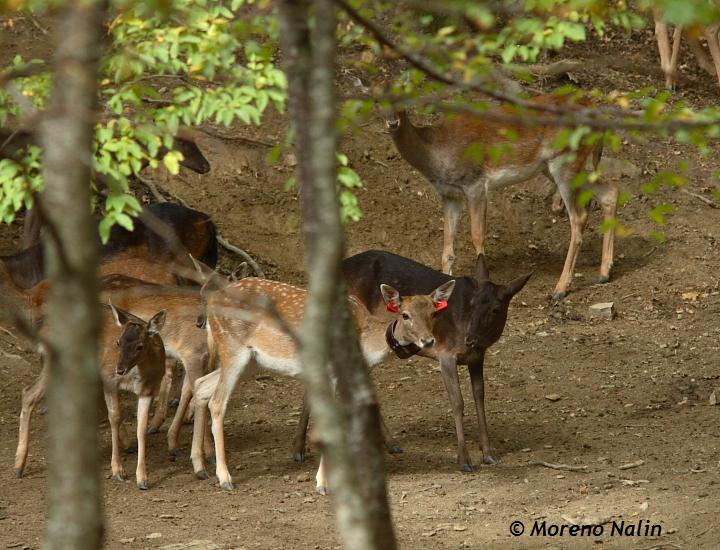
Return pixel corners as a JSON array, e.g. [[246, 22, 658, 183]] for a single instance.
[[38, 1, 106, 548], [277, 1, 396, 548]]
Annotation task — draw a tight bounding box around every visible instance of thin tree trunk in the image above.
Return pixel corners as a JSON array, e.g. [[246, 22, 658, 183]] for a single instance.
[[39, 0, 106, 548], [277, 1, 396, 548]]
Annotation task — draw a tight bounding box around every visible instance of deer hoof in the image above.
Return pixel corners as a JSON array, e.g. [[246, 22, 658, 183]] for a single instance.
[[14, 467, 24, 478], [147, 425, 160, 435], [169, 448, 183, 460], [460, 463, 475, 473], [195, 470, 210, 480], [551, 291, 567, 301], [170, 398, 180, 408], [113, 473, 127, 482], [123, 444, 138, 455], [483, 454, 499, 465], [220, 481, 234, 492], [596, 275, 609, 284], [137, 480, 149, 491], [316, 485, 328, 496], [294, 451, 306, 463], [388, 445, 404, 454]]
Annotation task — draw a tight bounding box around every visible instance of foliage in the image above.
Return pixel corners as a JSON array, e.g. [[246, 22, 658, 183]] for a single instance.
[[3, 0, 720, 237]]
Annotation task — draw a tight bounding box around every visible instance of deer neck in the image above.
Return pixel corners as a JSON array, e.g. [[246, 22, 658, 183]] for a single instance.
[[353, 302, 420, 366], [391, 111, 439, 179]]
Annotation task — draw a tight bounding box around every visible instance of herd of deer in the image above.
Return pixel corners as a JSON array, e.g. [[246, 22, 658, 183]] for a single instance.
[[0, 26, 706, 494]]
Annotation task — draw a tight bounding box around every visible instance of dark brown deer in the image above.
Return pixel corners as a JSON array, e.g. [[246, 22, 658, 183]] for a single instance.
[[0, 202, 218, 290], [0, 127, 211, 247], [386, 94, 618, 300], [294, 250, 530, 471], [189, 277, 455, 494]]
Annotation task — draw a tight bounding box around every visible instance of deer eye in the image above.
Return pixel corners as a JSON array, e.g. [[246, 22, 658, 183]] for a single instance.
[[401, 313, 410, 321]]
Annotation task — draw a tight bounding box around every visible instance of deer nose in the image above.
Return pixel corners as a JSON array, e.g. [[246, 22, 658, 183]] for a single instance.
[[420, 336, 435, 348], [465, 337, 477, 347]]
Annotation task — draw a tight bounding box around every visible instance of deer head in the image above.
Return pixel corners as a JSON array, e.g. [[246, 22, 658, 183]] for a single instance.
[[464, 254, 531, 349], [381, 280, 455, 350], [109, 304, 166, 375]]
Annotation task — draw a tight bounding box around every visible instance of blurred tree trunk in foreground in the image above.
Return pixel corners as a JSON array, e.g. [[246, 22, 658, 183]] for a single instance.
[[39, 0, 107, 548], [277, 0, 397, 548]]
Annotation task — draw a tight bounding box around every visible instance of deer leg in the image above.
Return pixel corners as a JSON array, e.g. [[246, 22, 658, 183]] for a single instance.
[[379, 414, 402, 454], [168, 377, 192, 457], [467, 353, 497, 465], [14, 364, 48, 477], [167, 354, 204, 456], [439, 356, 472, 471], [293, 391, 311, 462], [549, 162, 589, 300], [668, 25, 683, 89], [209, 355, 248, 491], [190, 369, 219, 479], [148, 361, 173, 434], [655, 17, 678, 90], [441, 196, 462, 275], [466, 186, 488, 256], [596, 181, 619, 284], [315, 454, 328, 495], [104, 387, 127, 482], [703, 25, 720, 88], [136, 394, 153, 490]]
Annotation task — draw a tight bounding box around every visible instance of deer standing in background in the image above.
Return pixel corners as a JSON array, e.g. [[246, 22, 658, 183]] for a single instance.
[[190, 277, 455, 494], [653, 11, 720, 90], [294, 250, 530, 471], [386, 94, 618, 300], [0, 128, 211, 248]]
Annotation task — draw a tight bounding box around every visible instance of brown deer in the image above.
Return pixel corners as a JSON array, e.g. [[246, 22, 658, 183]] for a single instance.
[[13, 304, 168, 489], [103, 304, 168, 490], [653, 11, 720, 90], [189, 277, 455, 494], [0, 202, 218, 290], [293, 250, 530, 472], [386, 94, 618, 300], [1, 127, 211, 248], [12, 274, 216, 478]]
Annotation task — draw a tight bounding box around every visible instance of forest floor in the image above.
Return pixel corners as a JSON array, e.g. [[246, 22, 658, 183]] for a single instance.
[[1, 13, 720, 550]]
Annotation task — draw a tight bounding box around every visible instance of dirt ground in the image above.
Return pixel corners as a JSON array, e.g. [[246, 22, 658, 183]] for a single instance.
[[2, 14, 720, 550]]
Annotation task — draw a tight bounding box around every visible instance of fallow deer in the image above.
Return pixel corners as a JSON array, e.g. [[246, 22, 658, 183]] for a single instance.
[[0, 202, 218, 290], [12, 274, 216, 478], [653, 11, 720, 90], [293, 250, 531, 472], [386, 94, 618, 300], [189, 277, 455, 494], [103, 304, 168, 490], [13, 304, 168, 488]]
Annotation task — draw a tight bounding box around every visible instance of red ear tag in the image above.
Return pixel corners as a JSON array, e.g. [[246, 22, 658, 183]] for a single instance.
[[435, 300, 448, 312], [386, 300, 400, 313]]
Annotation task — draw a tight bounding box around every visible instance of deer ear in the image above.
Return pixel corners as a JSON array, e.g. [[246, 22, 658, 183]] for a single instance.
[[148, 310, 167, 334], [109, 302, 131, 327], [380, 284, 400, 306], [503, 272, 532, 300], [431, 280, 455, 305], [474, 254, 489, 282]]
